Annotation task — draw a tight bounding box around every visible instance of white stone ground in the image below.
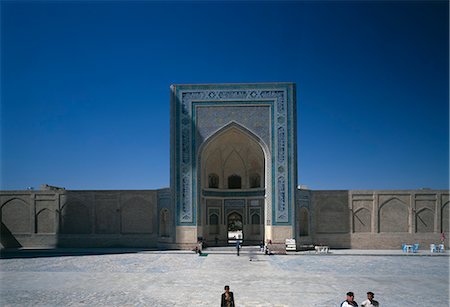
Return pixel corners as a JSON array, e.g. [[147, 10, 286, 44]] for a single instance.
[[0, 247, 448, 306]]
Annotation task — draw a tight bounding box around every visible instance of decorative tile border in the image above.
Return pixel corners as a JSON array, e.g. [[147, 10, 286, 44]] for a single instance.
[[171, 84, 296, 226], [202, 189, 266, 198]]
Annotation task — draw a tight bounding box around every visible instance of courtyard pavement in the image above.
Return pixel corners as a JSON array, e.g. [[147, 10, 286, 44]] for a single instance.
[[0, 246, 448, 306]]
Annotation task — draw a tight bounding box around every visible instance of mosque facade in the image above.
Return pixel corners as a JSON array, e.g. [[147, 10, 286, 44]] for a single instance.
[[0, 83, 448, 250]]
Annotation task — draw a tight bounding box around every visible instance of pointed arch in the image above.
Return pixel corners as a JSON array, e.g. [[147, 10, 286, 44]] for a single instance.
[[227, 211, 243, 230], [415, 207, 434, 233], [251, 212, 261, 235], [379, 197, 408, 232], [1, 198, 31, 234], [1, 197, 29, 209], [353, 207, 371, 233], [379, 197, 408, 211], [60, 201, 91, 234], [199, 122, 268, 190], [209, 213, 219, 235], [198, 121, 269, 243], [36, 208, 55, 233], [199, 121, 270, 156]]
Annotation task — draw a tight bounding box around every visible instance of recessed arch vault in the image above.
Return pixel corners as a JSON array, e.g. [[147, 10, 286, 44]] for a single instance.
[[198, 122, 269, 191], [197, 122, 271, 244]]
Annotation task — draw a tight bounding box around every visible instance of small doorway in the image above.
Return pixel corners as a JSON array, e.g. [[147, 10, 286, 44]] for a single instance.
[[227, 212, 243, 244]]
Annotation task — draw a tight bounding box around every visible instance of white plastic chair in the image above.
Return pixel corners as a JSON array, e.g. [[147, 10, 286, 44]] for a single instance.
[[430, 244, 436, 253]]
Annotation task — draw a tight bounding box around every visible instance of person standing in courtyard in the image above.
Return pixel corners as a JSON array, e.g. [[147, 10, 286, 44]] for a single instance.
[[221, 285, 235, 307], [360, 291, 379, 307], [340, 292, 358, 307], [236, 240, 240, 256]]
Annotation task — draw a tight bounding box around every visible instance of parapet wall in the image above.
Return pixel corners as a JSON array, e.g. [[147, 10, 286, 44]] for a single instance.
[[296, 189, 449, 249], [0, 189, 173, 248], [1, 188, 448, 250]]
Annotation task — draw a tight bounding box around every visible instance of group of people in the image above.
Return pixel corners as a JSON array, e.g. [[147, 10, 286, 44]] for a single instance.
[[221, 288, 379, 306], [341, 291, 379, 307]]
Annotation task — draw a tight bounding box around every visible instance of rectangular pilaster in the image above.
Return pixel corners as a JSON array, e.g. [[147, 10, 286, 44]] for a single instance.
[[409, 193, 414, 233], [349, 191, 353, 234], [436, 192, 441, 233], [373, 192, 378, 233], [31, 193, 36, 233]]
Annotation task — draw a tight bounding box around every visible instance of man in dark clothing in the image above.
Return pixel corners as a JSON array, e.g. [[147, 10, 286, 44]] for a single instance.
[[221, 285, 235, 307], [340, 291, 358, 307]]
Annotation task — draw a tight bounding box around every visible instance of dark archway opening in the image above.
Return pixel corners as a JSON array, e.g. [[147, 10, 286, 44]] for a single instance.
[[227, 212, 243, 244]]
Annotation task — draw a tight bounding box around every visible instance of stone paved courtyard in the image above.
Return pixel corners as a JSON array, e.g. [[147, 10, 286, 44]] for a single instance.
[[0, 247, 448, 306]]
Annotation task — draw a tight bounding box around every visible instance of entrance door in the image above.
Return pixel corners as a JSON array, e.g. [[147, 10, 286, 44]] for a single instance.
[[227, 212, 243, 244]]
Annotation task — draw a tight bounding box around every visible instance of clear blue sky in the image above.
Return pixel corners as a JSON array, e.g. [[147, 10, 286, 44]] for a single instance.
[[1, 1, 448, 190]]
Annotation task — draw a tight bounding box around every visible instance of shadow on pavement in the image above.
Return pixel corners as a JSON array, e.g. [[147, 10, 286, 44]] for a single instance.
[[0, 248, 193, 259]]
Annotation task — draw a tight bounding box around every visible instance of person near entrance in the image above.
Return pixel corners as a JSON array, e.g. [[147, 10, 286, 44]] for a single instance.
[[196, 239, 202, 255], [221, 285, 235, 307], [265, 239, 272, 255], [236, 240, 241, 256]]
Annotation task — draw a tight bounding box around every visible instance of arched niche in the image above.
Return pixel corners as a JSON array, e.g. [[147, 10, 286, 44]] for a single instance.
[[205, 149, 222, 188], [200, 124, 265, 190], [299, 207, 309, 236], [60, 202, 91, 234], [227, 212, 243, 229], [159, 208, 171, 237], [36, 208, 55, 234], [208, 173, 219, 188], [353, 208, 371, 233], [251, 212, 260, 235], [209, 213, 219, 235], [415, 208, 434, 233], [379, 198, 408, 232], [1, 198, 31, 234], [226, 210, 243, 240], [227, 174, 242, 189], [249, 173, 261, 188]]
